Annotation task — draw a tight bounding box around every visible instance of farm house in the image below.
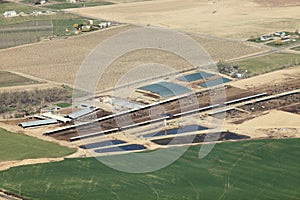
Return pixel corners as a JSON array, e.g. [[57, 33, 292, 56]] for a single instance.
[[3, 10, 17, 18]]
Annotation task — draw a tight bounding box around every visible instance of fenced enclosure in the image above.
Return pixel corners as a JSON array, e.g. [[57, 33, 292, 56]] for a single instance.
[[0, 20, 53, 49]]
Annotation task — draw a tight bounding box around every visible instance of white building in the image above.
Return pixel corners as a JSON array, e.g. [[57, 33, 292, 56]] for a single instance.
[[3, 10, 17, 18]]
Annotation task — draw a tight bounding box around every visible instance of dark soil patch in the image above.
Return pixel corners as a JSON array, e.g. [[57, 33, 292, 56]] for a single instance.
[[152, 132, 250, 145]]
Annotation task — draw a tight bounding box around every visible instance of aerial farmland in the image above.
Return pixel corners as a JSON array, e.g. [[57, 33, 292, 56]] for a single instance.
[[0, 0, 299, 199]]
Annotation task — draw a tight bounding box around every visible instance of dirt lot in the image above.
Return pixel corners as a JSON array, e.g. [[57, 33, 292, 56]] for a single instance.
[[66, 0, 300, 39], [235, 110, 300, 139]]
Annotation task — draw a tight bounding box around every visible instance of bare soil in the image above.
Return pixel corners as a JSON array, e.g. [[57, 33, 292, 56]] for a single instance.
[[0, 25, 265, 92], [66, 0, 300, 39]]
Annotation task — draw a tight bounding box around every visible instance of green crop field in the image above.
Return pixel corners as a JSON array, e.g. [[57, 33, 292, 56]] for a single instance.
[[0, 128, 75, 162], [232, 53, 300, 76], [0, 71, 42, 88], [0, 138, 299, 199]]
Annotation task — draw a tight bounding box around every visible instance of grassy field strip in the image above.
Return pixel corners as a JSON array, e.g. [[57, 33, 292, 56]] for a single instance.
[[0, 71, 42, 88], [291, 46, 300, 51], [0, 138, 299, 199], [232, 53, 300, 76], [0, 128, 75, 162]]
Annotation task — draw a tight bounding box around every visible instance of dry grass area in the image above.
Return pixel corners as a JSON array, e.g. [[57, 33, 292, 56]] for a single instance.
[[66, 0, 300, 39], [0, 25, 135, 88], [190, 34, 265, 61], [0, 24, 265, 91]]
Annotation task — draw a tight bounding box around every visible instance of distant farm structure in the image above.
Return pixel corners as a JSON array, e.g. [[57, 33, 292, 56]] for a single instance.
[[73, 20, 113, 33], [248, 30, 300, 47]]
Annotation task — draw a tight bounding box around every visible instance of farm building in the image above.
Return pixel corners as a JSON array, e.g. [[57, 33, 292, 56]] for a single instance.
[[198, 77, 231, 88], [274, 31, 286, 37], [138, 82, 192, 98], [260, 35, 273, 41], [177, 71, 215, 82], [67, 107, 98, 119], [99, 22, 112, 29], [19, 119, 58, 128], [3, 11, 17, 18]]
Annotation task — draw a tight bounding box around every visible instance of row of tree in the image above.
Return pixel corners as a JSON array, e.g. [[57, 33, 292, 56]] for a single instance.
[[217, 61, 247, 78], [0, 88, 72, 115]]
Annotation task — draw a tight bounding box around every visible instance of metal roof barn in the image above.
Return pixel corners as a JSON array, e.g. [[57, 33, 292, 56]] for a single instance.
[[19, 119, 58, 128], [177, 71, 215, 82], [42, 112, 72, 123], [138, 82, 192, 98], [67, 107, 97, 119], [111, 98, 144, 109], [199, 77, 231, 88]]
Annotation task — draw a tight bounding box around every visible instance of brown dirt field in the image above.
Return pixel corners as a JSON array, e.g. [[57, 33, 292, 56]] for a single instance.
[[0, 25, 136, 89], [66, 0, 300, 39], [279, 103, 300, 114], [0, 25, 265, 92]]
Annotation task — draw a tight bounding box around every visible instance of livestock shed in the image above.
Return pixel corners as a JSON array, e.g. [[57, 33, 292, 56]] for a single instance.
[[42, 112, 72, 123], [19, 119, 58, 128], [111, 98, 144, 109], [208, 107, 235, 115], [67, 107, 98, 120], [199, 77, 231, 88], [138, 82, 192, 98], [177, 71, 215, 82]]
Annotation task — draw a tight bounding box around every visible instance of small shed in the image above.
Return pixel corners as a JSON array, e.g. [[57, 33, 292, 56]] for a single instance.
[[3, 11, 17, 18]]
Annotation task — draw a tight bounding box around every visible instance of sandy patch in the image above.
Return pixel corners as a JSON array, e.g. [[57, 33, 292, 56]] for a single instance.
[[235, 110, 300, 138]]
